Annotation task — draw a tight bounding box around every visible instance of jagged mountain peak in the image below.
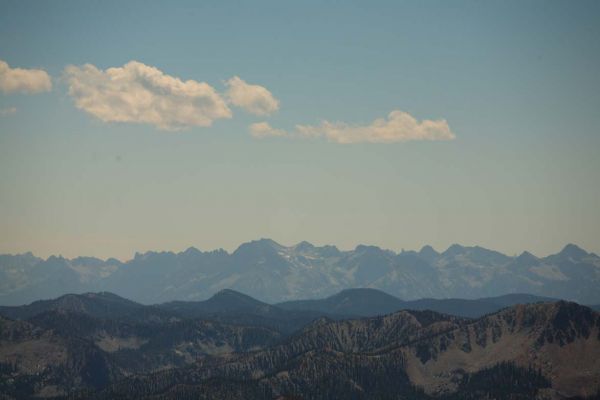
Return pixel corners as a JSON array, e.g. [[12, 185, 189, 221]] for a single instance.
[[558, 243, 588, 259], [46, 254, 68, 262], [518, 250, 537, 258], [316, 244, 341, 257], [440, 244, 512, 265], [180, 246, 203, 256], [255, 238, 284, 247], [419, 244, 438, 255], [233, 238, 285, 255], [418, 245, 439, 262], [294, 240, 315, 251], [442, 243, 466, 256], [133, 250, 177, 262], [513, 250, 540, 266], [71, 256, 107, 266], [352, 245, 394, 262], [354, 244, 383, 252]]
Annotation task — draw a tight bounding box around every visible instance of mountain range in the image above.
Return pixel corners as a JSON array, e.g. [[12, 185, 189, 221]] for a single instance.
[[0, 289, 598, 399], [1, 240, 600, 306], [0, 288, 558, 323]]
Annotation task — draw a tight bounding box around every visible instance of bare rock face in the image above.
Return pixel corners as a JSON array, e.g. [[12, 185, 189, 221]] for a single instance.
[[403, 302, 600, 398]]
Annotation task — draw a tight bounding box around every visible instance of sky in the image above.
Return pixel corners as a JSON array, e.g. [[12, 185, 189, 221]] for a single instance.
[[0, 0, 599, 260]]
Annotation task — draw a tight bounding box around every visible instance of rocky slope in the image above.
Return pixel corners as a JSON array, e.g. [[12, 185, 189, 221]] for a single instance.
[[85, 301, 600, 399]]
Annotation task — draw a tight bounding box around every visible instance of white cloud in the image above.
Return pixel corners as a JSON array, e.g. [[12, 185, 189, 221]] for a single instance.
[[63, 61, 232, 130], [0, 60, 52, 94], [225, 76, 279, 116], [249, 122, 287, 138], [295, 110, 455, 143], [0, 107, 17, 116]]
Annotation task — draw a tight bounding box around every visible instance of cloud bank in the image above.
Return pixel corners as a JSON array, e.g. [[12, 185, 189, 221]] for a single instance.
[[64, 61, 232, 130], [2, 58, 453, 144], [0, 60, 52, 94], [225, 76, 279, 116]]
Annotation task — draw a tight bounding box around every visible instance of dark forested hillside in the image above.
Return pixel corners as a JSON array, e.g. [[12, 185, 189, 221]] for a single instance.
[[277, 288, 558, 318], [1, 291, 599, 399]]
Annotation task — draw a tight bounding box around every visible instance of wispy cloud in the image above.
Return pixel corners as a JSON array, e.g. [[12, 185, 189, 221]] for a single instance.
[[249, 122, 287, 138], [225, 76, 279, 116], [0, 107, 17, 116], [249, 110, 455, 143], [63, 61, 232, 130], [0, 60, 52, 94], [296, 110, 455, 144]]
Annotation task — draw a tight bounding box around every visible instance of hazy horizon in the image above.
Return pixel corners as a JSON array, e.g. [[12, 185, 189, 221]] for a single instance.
[[0, 238, 594, 263]]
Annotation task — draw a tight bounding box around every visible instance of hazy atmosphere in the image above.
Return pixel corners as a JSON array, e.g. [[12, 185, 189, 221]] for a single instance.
[[1, 0, 599, 259]]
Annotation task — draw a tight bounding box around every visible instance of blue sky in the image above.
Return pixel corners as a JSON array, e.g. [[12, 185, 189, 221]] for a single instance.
[[1, 0, 599, 259]]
